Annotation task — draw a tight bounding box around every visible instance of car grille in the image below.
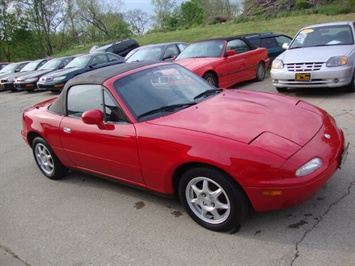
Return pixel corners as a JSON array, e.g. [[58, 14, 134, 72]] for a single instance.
[[286, 62, 323, 72]]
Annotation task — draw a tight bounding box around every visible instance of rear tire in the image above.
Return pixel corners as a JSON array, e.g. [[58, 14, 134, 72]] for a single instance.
[[179, 166, 250, 232], [32, 137, 68, 180], [255, 62, 265, 81]]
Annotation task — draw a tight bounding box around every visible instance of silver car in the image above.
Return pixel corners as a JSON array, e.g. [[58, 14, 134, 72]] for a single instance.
[[271, 21, 355, 92]]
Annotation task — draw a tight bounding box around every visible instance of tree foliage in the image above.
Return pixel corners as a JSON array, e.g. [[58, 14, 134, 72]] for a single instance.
[[125, 9, 150, 35], [0, 13, 38, 61], [179, 1, 205, 28], [151, 0, 177, 30]]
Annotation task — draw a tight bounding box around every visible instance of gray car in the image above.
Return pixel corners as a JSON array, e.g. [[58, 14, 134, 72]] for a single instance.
[[271, 21, 355, 92]]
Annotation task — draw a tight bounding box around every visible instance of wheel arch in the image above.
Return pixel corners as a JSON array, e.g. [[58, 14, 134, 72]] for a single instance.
[[27, 131, 44, 147], [202, 70, 218, 87], [172, 162, 250, 203]]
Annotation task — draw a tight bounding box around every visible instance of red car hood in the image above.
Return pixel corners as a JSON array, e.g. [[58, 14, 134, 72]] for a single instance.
[[149, 90, 325, 157], [175, 57, 219, 70]]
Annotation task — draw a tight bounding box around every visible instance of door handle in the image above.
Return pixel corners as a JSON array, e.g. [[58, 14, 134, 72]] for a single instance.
[[63, 127, 71, 133]]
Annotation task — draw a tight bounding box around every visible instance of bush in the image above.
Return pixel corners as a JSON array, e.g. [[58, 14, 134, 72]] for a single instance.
[[315, 4, 354, 15], [295, 0, 310, 10]]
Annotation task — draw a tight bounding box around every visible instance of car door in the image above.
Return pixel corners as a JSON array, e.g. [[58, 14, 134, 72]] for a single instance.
[[266, 35, 292, 61], [220, 39, 251, 86], [59, 84, 144, 185]]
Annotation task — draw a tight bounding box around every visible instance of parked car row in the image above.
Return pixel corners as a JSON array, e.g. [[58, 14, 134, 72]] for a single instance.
[[3, 21, 354, 93], [0, 34, 274, 92], [0, 38, 137, 93], [125, 36, 271, 88], [0, 59, 48, 91], [0, 52, 125, 92], [36, 52, 124, 92]]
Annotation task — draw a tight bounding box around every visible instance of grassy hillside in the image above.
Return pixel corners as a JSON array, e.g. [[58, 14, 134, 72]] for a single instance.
[[57, 13, 355, 57]]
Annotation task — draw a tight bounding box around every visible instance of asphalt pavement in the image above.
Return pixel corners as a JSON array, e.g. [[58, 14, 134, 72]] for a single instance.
[[0, 77, 354, 266]]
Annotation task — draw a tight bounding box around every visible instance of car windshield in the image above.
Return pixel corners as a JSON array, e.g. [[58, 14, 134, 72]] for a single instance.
[[39, 59, 62, 70], [21, 61, 41, 71], [125, 46, 163, 62], [176, 40, 224, 59], [290, 24, 354, 49], [114, 64, 219, 121], [65, 56, 91, 68]]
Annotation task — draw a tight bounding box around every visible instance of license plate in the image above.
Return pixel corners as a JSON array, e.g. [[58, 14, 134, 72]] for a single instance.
[[339, 142, 349, 169], [295, 73, 311, 81]]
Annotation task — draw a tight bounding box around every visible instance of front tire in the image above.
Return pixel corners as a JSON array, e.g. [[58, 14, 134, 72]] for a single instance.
[[344, 71, 355, 92], [32, 137, 68, 180], [179, 166, 250, 232], [276, 87, 288, 92], [203, 72, 218, 87]]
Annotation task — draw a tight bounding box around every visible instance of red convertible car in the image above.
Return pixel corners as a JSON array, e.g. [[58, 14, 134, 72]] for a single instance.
[[175, 37, 270, 88], [21, 62, 348, 232]]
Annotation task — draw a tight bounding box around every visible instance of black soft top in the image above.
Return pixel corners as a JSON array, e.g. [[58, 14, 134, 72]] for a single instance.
[[48, 61, 167, 115], [196, 36, 257, 50]]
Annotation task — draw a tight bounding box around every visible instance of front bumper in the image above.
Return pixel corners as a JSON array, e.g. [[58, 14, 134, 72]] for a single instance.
[[244, 114, 346, 212], [37, 82, 65, 91], [0, 82, 14, 90], [271, 65, 353, 88], [13, 82, 37, 91]]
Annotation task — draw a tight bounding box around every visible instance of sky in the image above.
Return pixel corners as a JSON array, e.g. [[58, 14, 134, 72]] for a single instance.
[[122, 0, 186, 15]]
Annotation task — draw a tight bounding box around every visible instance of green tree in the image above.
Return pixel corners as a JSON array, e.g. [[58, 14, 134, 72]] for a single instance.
[[0, 13, 38, 61], [125, 9, 150, 36], [17, 0, 65, 57], [109, 20, 132, 39], [179, 0, 205, 28], [151, 0, 176, 30]]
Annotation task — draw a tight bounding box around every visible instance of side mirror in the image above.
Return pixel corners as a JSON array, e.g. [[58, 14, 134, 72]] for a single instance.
[[282, 43, 289, 50], [226, 50, 236, 56], [82, 109, 113, 130]]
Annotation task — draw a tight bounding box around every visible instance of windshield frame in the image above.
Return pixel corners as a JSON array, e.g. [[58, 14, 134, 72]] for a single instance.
[[114, 64, 218, 122], [176, 40, 225, 59], [125, 46, 163, 62]]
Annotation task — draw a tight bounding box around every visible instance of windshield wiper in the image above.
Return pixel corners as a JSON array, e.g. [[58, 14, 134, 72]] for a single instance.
[[194, 88, 222, 100], [137, 102, 196, 120]]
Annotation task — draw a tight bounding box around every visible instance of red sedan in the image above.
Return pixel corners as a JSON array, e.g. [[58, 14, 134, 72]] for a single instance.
[[21, 61, 348, 232], [175, 37, 270, 88]]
